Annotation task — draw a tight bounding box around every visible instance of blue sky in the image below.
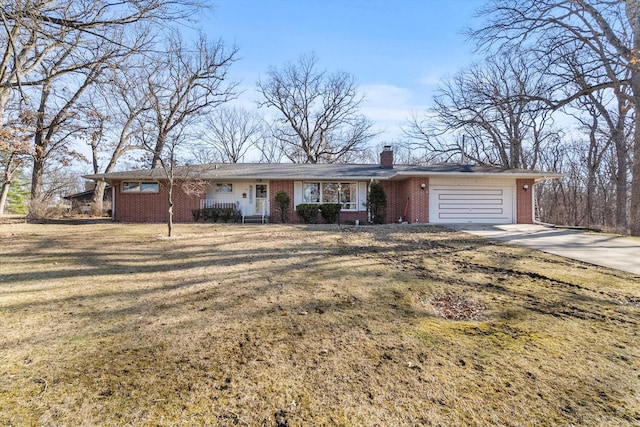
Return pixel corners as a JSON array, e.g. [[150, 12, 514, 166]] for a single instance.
[[199, 0, 487, 153]]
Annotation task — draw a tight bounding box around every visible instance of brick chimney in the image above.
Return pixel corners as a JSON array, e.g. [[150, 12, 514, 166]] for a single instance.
[[380, 145, 394, 168]]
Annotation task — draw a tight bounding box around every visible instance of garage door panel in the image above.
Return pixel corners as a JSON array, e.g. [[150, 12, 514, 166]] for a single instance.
[[438, 189, 504, 196], [438, 206, 505, 214], [430, 185, 514, 224], [438, 199, 504, 205], [439, 213, 510, 219]]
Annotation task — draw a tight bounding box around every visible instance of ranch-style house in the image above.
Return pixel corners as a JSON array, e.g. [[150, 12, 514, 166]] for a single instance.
[[84, 147, 562, 225]]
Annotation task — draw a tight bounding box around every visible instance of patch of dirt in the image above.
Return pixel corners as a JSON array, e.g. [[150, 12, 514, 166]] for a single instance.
[[428, 293, 485, 320]]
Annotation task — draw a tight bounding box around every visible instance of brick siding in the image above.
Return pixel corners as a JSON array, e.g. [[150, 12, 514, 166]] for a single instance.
[[113, 181, 200, 223], [269, 180, 295, 223], [516, 178, 535, 224]]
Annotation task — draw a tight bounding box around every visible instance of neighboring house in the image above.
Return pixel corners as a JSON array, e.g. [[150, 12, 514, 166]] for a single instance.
[[84, 147, 562, 224], [63, 183, 112, 214]]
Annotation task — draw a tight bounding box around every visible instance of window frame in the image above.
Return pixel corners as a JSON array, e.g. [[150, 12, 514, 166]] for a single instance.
[[121, 181, 159, 193], [301, 181, 357, 211], [215, 183, 233, 193]]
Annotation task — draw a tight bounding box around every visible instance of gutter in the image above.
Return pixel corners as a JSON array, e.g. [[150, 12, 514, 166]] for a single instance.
[[390, 171, 564, 180]]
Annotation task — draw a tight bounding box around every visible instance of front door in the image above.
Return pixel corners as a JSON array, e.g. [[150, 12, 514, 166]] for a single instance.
[[254, 184, 268, 216]]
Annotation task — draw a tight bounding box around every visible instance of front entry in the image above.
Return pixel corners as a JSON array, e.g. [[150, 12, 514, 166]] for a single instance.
[[254, 184, 268, 216]]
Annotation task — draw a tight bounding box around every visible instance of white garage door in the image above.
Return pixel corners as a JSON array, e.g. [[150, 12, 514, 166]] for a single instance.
[[429, 185, 514, 224]]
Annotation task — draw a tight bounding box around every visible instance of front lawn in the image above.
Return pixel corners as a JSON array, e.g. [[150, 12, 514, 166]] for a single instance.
[[1, 223, 638, 426]]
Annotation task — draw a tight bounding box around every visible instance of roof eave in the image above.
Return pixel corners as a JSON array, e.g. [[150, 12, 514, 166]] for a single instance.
[[391, 171, 564, 180], [83, 169, 564, 182]]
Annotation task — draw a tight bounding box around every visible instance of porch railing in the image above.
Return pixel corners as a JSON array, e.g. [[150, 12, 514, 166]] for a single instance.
[[256, 200, 269, 224]]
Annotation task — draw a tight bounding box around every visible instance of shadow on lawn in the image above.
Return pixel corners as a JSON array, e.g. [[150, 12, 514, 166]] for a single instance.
[[1, 223, 638, 340]]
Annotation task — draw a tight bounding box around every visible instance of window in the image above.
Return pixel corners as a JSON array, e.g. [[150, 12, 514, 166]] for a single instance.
[[303, 183, 320, 203], [302, 182, 357, 210], [140, 182, 159, 192], [215, 183, 233, 193], [122, 181, 159, 193]]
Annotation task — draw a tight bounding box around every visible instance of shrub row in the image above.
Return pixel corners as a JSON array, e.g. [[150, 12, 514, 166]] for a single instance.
[[192, 207, 241, 223], [296, 203, 342, 224]]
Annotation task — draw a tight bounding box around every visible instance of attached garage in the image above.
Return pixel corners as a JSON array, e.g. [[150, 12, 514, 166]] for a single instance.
[[429, 179, 515, 224]]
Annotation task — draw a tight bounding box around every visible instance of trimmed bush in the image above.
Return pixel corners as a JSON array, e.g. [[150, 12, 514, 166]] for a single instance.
[[367, 180, 387, 224], [319, 203, 341, 224], [218, 207, 234, 223], [192, 206, 241, 223], [296, 203, 319, 224], [274, 190, 291, 223]]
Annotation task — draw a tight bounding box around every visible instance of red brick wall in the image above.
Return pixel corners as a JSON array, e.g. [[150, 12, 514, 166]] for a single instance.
[[379, 181, 401, 223], [269, 180, 295, 223], [113, 181, 200, 223], [400, 177, 429, 223], [516, 178, 535, 224]]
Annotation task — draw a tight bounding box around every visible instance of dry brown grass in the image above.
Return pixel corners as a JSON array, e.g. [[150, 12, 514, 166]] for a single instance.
[[0, 222, 639, 426]]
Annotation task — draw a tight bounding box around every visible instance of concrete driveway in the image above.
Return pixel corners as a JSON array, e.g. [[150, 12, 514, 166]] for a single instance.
[[449, 224, 640, 276]]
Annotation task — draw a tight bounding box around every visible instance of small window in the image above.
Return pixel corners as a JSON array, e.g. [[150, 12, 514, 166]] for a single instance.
[[140, 182, 159, 192], [122, 181, 159, 193], [215, 183, 233, 193]]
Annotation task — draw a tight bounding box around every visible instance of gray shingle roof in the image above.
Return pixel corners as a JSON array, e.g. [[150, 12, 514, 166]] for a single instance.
[[84, 162, 562, 182]]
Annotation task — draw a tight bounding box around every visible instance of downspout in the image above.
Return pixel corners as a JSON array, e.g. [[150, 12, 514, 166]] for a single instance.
[[111, 183, 116, 222], [368, 179, 373, 223]]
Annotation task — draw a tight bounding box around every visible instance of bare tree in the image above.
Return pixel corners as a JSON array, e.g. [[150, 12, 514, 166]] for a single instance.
[[0, 0, 201, 127], [406, 51, 560, 169], [567, 79, 633, 232], [145, 33, 238, 168], [256, 131, 286, 163], [26, 38, 116, 202], [257, 53, 376, 164], [138, 33, 238, 236], [198, 107, 263, 163], [87, 63, 152, 213], [0, 0, 206, 215], [471, 0, 640, 235]]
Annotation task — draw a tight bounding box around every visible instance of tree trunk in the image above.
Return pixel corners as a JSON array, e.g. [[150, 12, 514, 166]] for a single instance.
[[30, 156, 45, 201], [631, 114, 640, 236], [0, 153, 16, 215], [586, 166, 595, 229], [31, 82, 50, 201], [167, 181, 174, 237], [152, 133, 166, 169], [0, 181, 10, 215], [615, 137, 629, 234], [626, 0, 640, 235], [630, 69, 640, 235], [91, 180, 107, 215]]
